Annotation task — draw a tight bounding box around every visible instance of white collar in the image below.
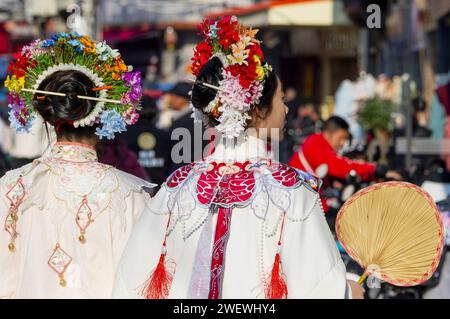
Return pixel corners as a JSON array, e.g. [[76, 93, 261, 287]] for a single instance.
[[49, 142, 98, 162], [207, 132, 273, 162]]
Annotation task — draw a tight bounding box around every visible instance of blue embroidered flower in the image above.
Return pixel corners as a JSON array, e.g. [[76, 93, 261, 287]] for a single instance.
[[95, 109, 127, 139], [67, 39, 85, 53], [42, 39, 55, 48], [208, 22, 220, 40], [8, 108, 34, 133], [58, 32, 71, 38], [51, 32, 70, 41]]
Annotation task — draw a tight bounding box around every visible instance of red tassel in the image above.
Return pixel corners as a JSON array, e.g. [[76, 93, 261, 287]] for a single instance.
[[139, 213, 175, 299], [139, 252, 175, 299], [265, 252, 288, 299], [265, 211, 288, 299]]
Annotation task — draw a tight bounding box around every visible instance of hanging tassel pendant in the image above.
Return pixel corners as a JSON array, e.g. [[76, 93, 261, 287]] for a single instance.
[[139, 213, 175, 299], [265, 246, 288, 299], [48, 243, 72, 288], [265, 212, 288, 299], [5, 176, 26, 252], [139, 246, 176, 299], [75, 197, 93, 244]]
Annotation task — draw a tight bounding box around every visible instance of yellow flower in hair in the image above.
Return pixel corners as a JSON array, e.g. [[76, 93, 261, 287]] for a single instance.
[[242, 27, 259, 39], [4, 75, 25, 93], [105, 58, 128, 80], [115, 58, 128, 72], [253, 54, 261, 65], [79, 37, 96, 54], [255, 65, 265, 81], [227, 41, 250, 65]]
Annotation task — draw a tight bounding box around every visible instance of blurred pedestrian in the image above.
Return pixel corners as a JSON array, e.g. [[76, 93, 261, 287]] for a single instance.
[[281, 100, 321, 163], [289, 101, 322, 147], [168, 81, 206, 173], [289, 116, 401, 182], [284, 86, 300, 121], [123, 95, 172, 187], [156, 81, 192, 130], [97, 138, 151, 183]]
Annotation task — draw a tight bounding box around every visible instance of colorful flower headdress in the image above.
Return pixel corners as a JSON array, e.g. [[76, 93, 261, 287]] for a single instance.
[[190, 16, 272, 139], [4, 32, 142, 139]]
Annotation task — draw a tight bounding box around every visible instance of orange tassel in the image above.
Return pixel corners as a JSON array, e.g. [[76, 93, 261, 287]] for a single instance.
[[92, 85, 113, 91], [265, 252, 288, 299], [139, 252, 175, 299]]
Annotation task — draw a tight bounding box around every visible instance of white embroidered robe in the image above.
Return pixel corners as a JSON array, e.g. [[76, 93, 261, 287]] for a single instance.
[[113, 135, 349, 299], [0, 142, 153, 298]]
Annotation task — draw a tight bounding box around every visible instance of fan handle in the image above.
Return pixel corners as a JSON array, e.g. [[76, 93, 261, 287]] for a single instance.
[[357, 272, 368, 286]]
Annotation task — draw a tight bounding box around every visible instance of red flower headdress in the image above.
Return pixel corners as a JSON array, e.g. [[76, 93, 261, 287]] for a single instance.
[[190, 16, 272, 139]]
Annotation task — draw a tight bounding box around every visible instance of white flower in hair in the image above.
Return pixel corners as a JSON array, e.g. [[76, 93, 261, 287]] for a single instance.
[[216, 108, 251, 139], [95, 41, 120, 61]]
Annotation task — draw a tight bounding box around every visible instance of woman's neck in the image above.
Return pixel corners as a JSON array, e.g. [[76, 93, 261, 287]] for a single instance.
[[57, 137, 97, 148]]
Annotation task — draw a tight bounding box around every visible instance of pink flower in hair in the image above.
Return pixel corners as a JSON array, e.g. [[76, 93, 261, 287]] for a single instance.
[[219, 71, 251, 112]]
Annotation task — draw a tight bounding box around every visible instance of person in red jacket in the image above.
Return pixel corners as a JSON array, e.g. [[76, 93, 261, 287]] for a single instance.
[[288, 116, 400, 182]]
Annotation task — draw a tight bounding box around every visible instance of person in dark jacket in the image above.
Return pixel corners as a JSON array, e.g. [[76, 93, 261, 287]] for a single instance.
[[123, 95, 172, 187], [168, 82, 207, 173]]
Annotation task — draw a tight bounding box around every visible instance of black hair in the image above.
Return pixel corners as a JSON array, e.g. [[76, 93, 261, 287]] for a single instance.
[[190, 56, 278, 128], [32, 70, 97, 141], [322, 115, 350, 132]]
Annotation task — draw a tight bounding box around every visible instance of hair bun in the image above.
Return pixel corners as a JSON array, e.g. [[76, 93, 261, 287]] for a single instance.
[[33, 70, 95, 126], [67, 92, 79, 103], [191, 57, 224, 126]]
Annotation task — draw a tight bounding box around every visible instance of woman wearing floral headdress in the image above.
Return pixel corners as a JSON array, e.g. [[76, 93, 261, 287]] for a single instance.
[[113, 17, 364, 299], [0, 33, 154, 298]]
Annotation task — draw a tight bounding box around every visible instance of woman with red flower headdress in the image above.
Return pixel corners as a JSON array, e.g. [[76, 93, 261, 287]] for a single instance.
[[113, 16, 364, 299]]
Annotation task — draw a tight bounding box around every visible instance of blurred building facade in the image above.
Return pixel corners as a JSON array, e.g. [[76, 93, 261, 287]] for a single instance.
[[207, 0, 359, 107]]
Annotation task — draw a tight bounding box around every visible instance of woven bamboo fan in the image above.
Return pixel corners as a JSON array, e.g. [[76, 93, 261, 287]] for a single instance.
[[336, 182, 444, 287]]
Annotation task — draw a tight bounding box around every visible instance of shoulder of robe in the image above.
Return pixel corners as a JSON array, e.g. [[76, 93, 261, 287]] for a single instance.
[[159, 160, 322, 217], [148, 160, 323, 240], [0, 160, 39, 197], [110, 167, 156, 196]]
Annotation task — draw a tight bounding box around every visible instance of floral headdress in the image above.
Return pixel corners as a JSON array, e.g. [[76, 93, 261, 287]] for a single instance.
[[190, 16, 272, 139], [4, 32, 142, 139]]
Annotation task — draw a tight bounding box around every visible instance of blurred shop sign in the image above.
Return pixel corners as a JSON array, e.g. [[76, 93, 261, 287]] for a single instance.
[[0, 12, 9, 21], [24, 0, 58, 17], [396, 138, 450, 155], [320, 28, 359, 55], [290, 29, 320, 55]]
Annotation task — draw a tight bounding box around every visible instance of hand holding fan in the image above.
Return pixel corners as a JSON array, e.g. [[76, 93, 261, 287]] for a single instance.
[[336, 182, 444, 286]]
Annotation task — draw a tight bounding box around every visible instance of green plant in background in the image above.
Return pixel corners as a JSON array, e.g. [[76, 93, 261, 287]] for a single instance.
[[357, 97, 396, 131]]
